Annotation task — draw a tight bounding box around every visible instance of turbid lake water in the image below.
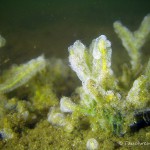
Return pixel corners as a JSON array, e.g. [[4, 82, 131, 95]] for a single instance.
[[0, 0, 150, 72]]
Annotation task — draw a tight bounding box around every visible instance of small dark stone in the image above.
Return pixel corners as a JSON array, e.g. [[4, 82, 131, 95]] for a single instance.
[[130, 109, 150, 132]]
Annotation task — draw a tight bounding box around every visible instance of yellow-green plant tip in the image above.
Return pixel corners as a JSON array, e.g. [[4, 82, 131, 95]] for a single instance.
[[47, 107, 66, 126], [91, 35, 113, 82], [60, 97, 76, 113], [0, 34, 6, 48], [114, 14, 150, 71], [0, 55, 46, 93], [126, 75, 150, 109]]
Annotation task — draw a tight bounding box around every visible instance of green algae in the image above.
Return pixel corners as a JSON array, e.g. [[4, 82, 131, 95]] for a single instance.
[[0, 15, 150, 150], [0, 121, 150, 150], [0, 55, 46, 94]]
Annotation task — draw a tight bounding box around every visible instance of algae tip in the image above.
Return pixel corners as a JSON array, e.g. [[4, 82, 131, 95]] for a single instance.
[[0, 55, 46, 93], [0, 35, 6, 48]]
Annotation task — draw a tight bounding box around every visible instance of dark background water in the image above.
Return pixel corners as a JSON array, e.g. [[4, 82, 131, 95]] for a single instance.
[[0, 0, 150, 72]]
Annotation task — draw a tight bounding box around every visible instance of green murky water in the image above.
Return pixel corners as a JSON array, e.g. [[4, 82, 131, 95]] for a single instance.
[[0, 0, 150, 70]]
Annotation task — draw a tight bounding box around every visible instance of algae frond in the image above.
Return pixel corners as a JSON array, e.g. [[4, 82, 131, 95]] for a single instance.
[[0, 35, 6, 48], [0, 55, 46, 93]]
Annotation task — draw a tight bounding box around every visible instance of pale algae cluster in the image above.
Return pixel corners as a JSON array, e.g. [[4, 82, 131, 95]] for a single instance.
[[0, 14, 150, 150], [47, 14, 150, 149]]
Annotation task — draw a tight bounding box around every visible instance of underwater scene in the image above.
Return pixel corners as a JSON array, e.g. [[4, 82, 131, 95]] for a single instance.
[[0, 0, 150, 149]]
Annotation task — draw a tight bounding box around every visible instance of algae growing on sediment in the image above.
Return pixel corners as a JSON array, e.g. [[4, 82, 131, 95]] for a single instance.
[[0, 15, 150, 150]]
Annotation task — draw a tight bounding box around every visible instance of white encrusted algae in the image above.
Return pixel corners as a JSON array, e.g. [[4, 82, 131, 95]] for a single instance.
[[114, 14, 150, 71], [47, 35, 120, 134], [134, 14, 150, 50], [91, 35, 113, 85], [0, 55, 46, 93], [47, 15, 150, 147], [126, 75, 147, 108], [60, 97, 76, 113], [126, 59, 150, 109], [86, 138, 99, 150], [47, 107, 66, 126], [0, 128, 14, 140], [47, 107, 74, 132], [68, 40, 91, 82], [68, 35, 114, 93]]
